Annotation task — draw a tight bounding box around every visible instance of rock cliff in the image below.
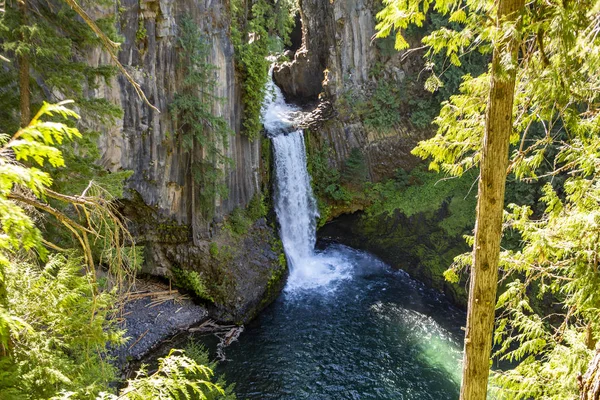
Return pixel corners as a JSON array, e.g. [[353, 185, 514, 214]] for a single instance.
[[274, 0, 431, 181], [86, 0, 283, 323]]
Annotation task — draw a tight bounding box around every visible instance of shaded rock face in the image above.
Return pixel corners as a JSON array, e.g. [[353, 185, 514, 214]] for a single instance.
[[86, 0, 283, 322], [275, 0, 431, 180], [273, 0, 335, 102], [143, 219, 286, 324], [93, 0, 259, 238]]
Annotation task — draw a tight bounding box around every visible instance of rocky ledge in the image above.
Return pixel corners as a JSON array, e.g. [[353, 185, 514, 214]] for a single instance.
[[111, 280, 208, 371]]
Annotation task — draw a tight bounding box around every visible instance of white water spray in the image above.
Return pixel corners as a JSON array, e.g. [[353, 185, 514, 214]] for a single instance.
[[262, 68, 351, 291]]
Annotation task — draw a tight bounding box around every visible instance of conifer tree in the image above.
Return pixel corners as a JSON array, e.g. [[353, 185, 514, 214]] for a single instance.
[[377, 0, 600, 397], [460, 0, 523, 397]]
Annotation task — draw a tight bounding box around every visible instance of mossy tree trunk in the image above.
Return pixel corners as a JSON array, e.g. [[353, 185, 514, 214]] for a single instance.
[[459, 0, 524, 398], [18, 0, 30, 127], [580, 350, 600, 400]]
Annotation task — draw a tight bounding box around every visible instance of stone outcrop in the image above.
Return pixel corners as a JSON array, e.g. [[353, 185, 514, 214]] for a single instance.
[[85, 0, 283, 322], [275, 0, 431, 181], [273, 0, 335, 102]]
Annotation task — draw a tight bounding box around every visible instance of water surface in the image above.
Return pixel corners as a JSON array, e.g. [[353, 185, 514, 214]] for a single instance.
[[205, 242, 464, 400]]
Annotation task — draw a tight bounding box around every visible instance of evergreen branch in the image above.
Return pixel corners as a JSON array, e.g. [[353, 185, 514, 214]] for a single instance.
[[8, 192, 95, 235]]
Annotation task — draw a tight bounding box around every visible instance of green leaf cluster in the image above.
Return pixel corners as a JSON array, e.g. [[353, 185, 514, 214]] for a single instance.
[[377, 0, 600, 395], [367, 167, 477, 237], [98, 349, 234, 400], [0, 253, 122, 399], [0, 103, 136, 399], [230, 0, 297, 139]]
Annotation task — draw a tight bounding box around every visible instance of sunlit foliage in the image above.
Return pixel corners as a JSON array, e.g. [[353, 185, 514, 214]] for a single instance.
[[378, 0, 600, 396]]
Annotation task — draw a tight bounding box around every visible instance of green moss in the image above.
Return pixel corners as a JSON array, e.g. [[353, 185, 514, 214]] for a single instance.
[[260, 237, 287, 308], [226, 207, 253, 236], [172, 267, 214, 302], [223, 193, 268, 236], [209, 242, 219, 258], [136, 18, 147, 42]]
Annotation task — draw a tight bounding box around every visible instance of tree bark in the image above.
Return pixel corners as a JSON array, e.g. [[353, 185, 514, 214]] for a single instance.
[[18, 0, 30, 127], [580, 349, 600, 400], [459, 0, 524, 398]]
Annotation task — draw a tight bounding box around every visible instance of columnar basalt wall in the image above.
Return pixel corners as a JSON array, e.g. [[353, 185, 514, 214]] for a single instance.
[[274, 0, 430, 181], [91, 0, 260, 238], [84, 0, 283, 322]]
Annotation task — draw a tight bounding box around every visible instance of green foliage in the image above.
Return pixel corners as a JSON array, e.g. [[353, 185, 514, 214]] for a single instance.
[[307, 144, 343, 201], [261, 236, 287, 307], [0, 104, 141, 399], [223, 193, 268, 236], [246, 193, 268, 221], [0, 0, 129, 207], [0, 0, 122, 132], [230, 0, 297, 139], [209, 242, 220, 258], [363, 82, 404, 130], [341, 148, 369, 187], [227, 207, 253, 236], [136, 19, 147, 42], [0, 253, 123, 399], [0, 102, 81, 289], [172, 267, 214, 303], [99, 349, 229, 400], [305, 142, 347, 225], [182, 342, 237, 400], [344, 10, 487, 132], [377, 0, 600, 395], [171, 17, 233, 221], [367, 167, 477, 236]]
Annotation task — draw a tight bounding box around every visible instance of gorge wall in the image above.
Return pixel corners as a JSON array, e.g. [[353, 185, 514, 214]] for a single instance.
[[85, 0, 283, 323], [82, 0, 475, 316], [271, 0, 482, 306], [274, 0, 432, 182]]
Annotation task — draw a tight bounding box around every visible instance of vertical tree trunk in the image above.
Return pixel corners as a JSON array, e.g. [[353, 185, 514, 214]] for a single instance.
[[18, 0, 30, 127], [459, 0, 524, 398], [580, 350, 600, 400]]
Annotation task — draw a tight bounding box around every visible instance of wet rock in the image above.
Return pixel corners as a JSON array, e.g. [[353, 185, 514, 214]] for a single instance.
[[273, 49, 324, 102]]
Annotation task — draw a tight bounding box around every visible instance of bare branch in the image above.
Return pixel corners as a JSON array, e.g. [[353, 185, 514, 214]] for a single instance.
[[61, 0, 160, 113]]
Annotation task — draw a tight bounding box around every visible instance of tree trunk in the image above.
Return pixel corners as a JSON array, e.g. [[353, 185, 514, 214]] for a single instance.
[[459, 0, 524, 398], [18, 0, 30, 127], [581, 350, 600, 400]]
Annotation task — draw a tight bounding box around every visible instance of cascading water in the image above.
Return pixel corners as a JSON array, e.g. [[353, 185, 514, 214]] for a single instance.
[[191, 69, 465, 399], [263, 69, 351, 291]]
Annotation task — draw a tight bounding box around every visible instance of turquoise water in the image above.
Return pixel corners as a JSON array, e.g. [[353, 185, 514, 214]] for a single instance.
[[205, 242, 465, 400]]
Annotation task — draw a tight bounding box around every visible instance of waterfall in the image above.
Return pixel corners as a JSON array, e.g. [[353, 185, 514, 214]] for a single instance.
[[262, 68, 351, 291], [271, 133, 319, 265]]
